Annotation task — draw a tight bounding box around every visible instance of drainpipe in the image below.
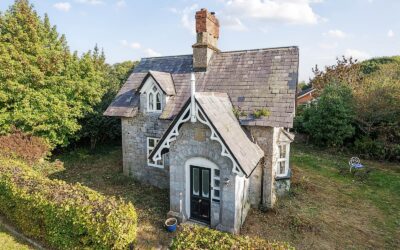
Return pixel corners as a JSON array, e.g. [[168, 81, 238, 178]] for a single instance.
[[190, 73, 197, 123]]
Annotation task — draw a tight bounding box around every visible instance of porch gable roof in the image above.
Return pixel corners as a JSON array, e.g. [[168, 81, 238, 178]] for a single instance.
[[149, 92, 264, 177]]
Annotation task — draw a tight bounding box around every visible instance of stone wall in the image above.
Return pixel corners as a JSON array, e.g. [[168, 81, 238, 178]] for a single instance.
[[248, 160, 263, 206], [247, 126, 281, 209], [275, 178, 291, 197], [168, 121, 249, 233], [121, 113, 171, 189]]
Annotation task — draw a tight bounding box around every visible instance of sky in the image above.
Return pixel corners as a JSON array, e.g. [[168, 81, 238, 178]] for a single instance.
[[0, 0, 399, 81]]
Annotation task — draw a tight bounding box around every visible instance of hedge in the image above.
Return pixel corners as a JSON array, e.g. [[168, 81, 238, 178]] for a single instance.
[[0, 157, 137, 249], [171, 225, 294, 250]]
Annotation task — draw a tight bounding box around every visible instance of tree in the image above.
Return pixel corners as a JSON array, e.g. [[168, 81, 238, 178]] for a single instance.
[[78, 61, 136, 149], [311, 56, 362, 96], [303, 83, 355, 147], [353, 61, 400, 160], [0, 0, 104, 147]]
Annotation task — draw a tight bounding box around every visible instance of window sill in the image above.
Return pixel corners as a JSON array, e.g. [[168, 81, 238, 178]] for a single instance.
[[147, 164, 164, 169], [275, 173, 291, 180]]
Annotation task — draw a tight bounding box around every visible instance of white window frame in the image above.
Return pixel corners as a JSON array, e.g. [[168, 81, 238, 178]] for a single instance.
[[147, 84, 162, 113], [276, 143, 290, 177], [147, 137, 163, 168], [212, 168, 221, 202]]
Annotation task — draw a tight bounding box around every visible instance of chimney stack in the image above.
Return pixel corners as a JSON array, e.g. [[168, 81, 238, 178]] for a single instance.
[[192, 8, 220, 71]]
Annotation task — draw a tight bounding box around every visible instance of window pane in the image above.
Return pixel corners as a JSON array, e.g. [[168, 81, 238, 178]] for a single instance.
[[214, 169, 220, 177], [156, 93, 161, 110], [152, 86, 157, 92], [202, 170, 210, 198], [149, 138, 155, 147], [214, 189, 220, 198], [214, 179, 220, 187], [279, 161, 286, 175], [279, 145, 286, 158], [193, 168, 199, 195], [148, 93, 154, 110]]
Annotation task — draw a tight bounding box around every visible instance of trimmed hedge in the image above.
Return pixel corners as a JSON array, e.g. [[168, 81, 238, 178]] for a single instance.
[[171, 225, 294, 250], [0, 157, 137, 249]]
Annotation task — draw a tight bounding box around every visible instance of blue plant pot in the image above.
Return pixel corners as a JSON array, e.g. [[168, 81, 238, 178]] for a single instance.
[[165, 218, 177, 232]]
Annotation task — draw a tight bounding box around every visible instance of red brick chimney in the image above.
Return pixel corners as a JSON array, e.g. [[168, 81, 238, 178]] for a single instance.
[[192, 8, 220, 71]]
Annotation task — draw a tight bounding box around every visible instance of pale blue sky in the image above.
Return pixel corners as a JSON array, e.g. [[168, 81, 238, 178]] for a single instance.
[[1, 0, 399, 81]]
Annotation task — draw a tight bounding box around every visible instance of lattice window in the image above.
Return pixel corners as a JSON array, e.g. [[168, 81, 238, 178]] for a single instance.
[[147, 137, 163, 168], [147, 85, 162, 112], [276, 144, 290, 177]]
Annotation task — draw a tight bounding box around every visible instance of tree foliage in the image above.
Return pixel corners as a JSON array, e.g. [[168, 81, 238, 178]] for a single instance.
[[0, 0, 105, 147], [78, 61, 135, 149], [300, 55, 400, 161], [353, 61, 400, 160], [302, 83, 355, 147], [311, 56, 362, 96]]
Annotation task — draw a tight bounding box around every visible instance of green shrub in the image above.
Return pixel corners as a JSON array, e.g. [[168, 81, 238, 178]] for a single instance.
[[354, 136, 400, 161], [0, 157, 137, 249], [254, 108, 271, 118], [302, 83, 355, 147], [171, 225, 293, 250]]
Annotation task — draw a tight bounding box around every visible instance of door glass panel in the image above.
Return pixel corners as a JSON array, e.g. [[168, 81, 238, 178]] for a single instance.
[[193, 168, 199, 195], [202, 170, 210, 198]]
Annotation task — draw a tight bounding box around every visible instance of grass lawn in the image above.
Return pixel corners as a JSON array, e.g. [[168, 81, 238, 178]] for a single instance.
[[0, 223, 33, 250], [49, 143, 399, 249], [242, 143, 400, 249]]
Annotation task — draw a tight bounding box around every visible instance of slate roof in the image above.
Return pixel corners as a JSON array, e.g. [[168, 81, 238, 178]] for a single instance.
[[196, 92, 264, 176], [149, 92, 264, 177], [104, 46, 299, 128], [138, 71, 176, 96]]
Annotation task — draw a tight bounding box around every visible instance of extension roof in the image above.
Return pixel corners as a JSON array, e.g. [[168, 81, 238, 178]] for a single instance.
[[104, 46, 299, 128]]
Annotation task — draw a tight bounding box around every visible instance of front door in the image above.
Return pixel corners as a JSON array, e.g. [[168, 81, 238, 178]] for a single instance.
[[190, 165, 211, 224]]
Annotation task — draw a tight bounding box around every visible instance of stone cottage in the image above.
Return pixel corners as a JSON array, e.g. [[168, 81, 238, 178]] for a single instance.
[[104, 8, 298, 233]]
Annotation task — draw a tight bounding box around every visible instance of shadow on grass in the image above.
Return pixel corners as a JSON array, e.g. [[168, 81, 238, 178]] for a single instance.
[[49, 144, 173, 248]]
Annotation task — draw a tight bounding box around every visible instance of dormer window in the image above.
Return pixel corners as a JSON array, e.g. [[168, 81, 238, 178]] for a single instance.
[[148, 85, 162, 112]]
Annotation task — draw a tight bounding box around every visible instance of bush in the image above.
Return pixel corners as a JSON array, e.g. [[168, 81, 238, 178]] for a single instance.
[[0, 157, 137, 249], [254, 108, 271, 118], [171, 225, 293, 250], [0, 129, 49, 163], [302, 83, 355, 147]]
